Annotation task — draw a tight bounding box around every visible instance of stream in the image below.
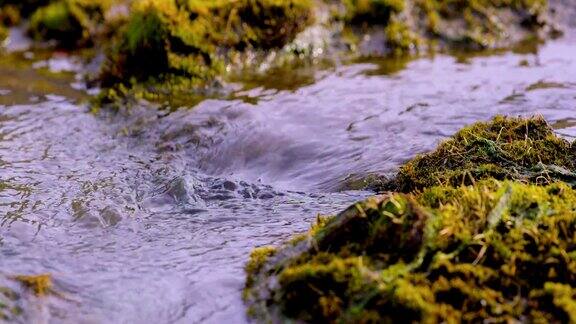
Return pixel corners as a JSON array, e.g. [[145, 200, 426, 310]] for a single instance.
[[1, 15, 576, 324]]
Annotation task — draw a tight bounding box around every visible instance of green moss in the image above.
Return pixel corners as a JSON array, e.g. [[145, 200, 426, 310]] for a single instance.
[[342, 0, 405, 24], [386, 115, 576, 192], [99, 0, 314, 91], [27, 0, 109, 48], [245, 246, 277, 291], [0, 0, 51, 18], [245, 180, 576, 322], [0, 23, 7, 42], [338, 0, 548, 53], [384, 19, 422, 55], [415, 0, 547, 48]]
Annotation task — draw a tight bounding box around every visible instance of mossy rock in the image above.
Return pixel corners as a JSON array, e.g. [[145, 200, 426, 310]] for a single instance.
[[342, 0, 405, 24], [0, 4, 21, 26], [0, 23, 7, 42], [99, 0, 314, 88], [415, 0, 548, 49], [0, 0, 51, 18], [384, 115, 576, 193], [27, 0, 109, 47], [338, 0, 549, 53], [245, 180, 576, 322]]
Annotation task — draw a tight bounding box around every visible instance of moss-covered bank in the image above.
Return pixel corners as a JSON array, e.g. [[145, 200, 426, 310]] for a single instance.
[[99, 0, 314, 84], [27, 0, 111, 48], [332, 0, 552, 55], [0, 0, 556, 106], [244, 116, 576, 323]]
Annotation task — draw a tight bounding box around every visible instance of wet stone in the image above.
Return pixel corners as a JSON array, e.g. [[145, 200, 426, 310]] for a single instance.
[[99, 205, 122, 227]]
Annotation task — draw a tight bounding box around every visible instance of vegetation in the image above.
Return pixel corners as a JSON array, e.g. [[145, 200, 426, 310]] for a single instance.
[[98, 0, 314, 86], [28, 0, 106, 47], [245, 179, 576, 322], [333, 0, 549, 55], [386, 115, 576, 192], [341, 0, 405, 24], [0, 0, 553, 103], [245, 116, 576, 322]]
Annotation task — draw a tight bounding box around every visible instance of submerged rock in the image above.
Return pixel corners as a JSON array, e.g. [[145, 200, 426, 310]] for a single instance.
[[245, 180, 576, 322]]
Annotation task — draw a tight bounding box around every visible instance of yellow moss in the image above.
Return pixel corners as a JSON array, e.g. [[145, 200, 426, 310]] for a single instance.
[[542, 283, 576, 322], [14, 274, 52, 296], [384, 19, 422, 55], [246, 246, 277, 276], [99, 0, 314, 89]]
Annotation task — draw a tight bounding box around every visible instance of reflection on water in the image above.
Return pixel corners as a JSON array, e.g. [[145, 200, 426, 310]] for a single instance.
[[1, 34, 576, 323]]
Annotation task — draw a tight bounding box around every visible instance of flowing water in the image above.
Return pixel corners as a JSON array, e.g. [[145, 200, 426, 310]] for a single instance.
[[1, 15, 576, 324]]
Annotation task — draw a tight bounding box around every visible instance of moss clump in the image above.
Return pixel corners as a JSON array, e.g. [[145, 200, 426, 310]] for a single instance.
[[384, 19, 422, 55], [0, 4, 21, 26], [27, 0, 109, 48], [13, 274, 52, 296], [0, 24, 7, 42], [245, 246, 277, 292], [416, 0, 547, 48], [338, 0, 548, 53], [387, 115, 576, 192], [0, 0, 51, 18], [245, 180, 576, 322], [99, 0, 314, 90], [342, 0, 405, 24]]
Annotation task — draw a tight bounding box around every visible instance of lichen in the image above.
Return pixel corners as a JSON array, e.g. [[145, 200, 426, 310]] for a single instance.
[[386, 115, 576, 193], [245, 180, 576, 322]]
